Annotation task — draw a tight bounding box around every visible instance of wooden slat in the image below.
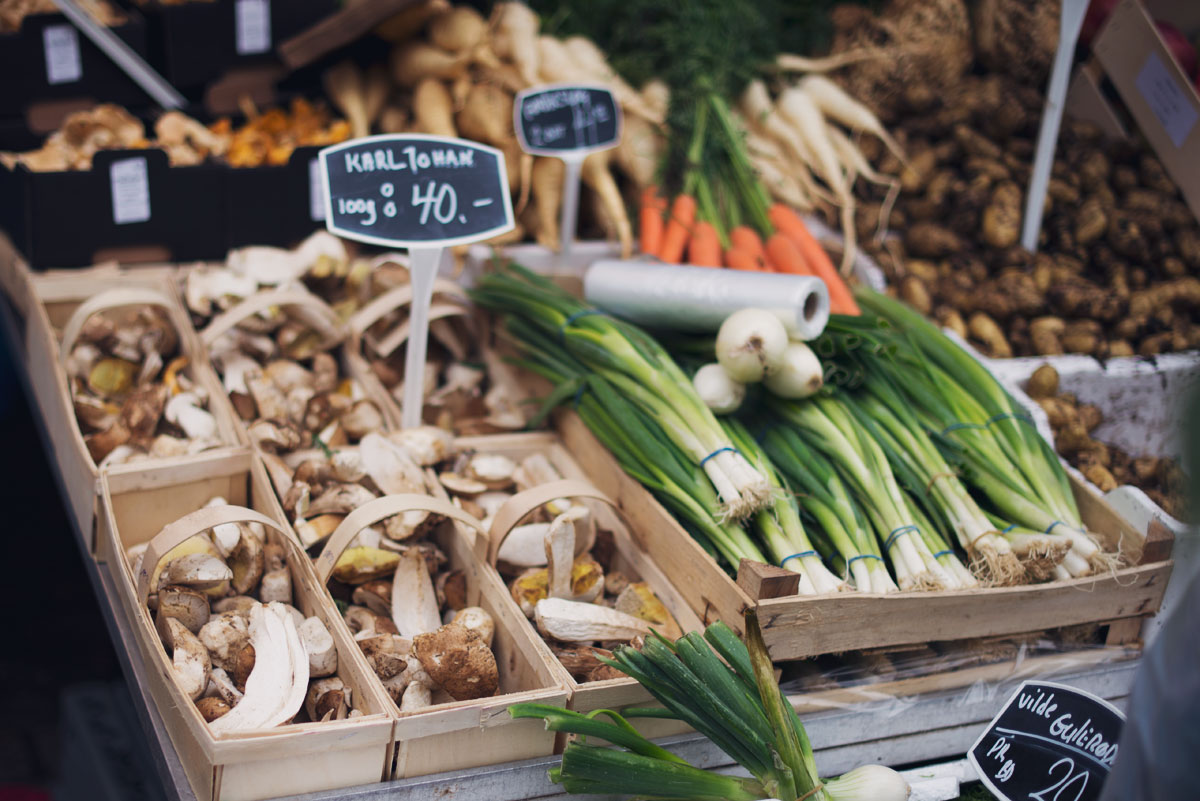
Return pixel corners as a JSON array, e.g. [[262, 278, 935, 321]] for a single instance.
[[738, 559, 802, 600], [758, 562, 1172, 661], [277, 0, 420, 69]]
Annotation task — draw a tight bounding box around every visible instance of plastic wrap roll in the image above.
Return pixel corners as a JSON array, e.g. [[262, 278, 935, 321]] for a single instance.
[[583, 260, 830, 339]]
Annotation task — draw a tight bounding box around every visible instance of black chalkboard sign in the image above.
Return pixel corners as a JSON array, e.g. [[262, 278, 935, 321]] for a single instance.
[[968, 680, 1125, 801], [514, 85, 621, 156], [317, 134, 514, 248]]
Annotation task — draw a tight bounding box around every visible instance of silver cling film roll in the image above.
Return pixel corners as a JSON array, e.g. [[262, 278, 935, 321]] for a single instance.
[[583, 260, 830, 340]]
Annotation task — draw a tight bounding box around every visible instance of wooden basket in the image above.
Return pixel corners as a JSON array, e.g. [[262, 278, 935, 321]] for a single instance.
[[97, 449, 395, 801], [556, 409, 1175, 661], [311, 492, 570, 779], [455, 432, 704, 741], [23, 267, 243, 554]]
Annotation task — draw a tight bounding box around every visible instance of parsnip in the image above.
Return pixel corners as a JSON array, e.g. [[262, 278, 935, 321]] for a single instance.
[[536, 35, 582, 85], [413, 79, 456, 138], [613, 114, 663, 190], [562, 36, 664, 124], [799, 74, 906, 164], [491, 2, 540, 87], [363, 65, 391, 133], [324, 62, 368, 139], [378, 106, 409, 134], [531, 157, 564, 251], [455, 83, 512, 145], [390, 42, 468, 87], [374, 0, 449, 44], [427, 6, 486, 53], [582, 151, 632, 259]]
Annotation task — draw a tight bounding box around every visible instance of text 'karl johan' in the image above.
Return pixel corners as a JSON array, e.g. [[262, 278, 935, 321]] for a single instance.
[[343, 146, 477, 175]]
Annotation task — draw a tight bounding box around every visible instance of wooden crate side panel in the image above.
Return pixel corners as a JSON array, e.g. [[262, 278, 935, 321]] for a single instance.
[[555, 410, 752, 632], [217, 746, 387, 801], [109, 471, 245, 548], [393, 714, 559, 779], [1072, 473, 1158, 561], [758, 562, 1172, 661]]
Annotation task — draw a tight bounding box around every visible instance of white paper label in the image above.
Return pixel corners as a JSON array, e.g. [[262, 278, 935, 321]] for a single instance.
[[309, 158, 326, 221], [43, 25, 82, 85], [110, 157, 151, 225], [235, 0, 271, 55], [1135, 51, 1199, 148]]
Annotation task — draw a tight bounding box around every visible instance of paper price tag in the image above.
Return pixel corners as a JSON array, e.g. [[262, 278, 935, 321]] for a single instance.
[[318, 134, 514, 248], [968, 680, 1125, 801], [110, 157, 151, 225], [1135, 51, 1199, 148], [43, 24, 82, 85], [235, 0, 271, 55], [308, 158, 325, 222], [514, 85, 621, 156]]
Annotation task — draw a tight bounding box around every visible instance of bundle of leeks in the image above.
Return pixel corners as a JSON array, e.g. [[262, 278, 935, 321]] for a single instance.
[[509, 615, 911, 801]]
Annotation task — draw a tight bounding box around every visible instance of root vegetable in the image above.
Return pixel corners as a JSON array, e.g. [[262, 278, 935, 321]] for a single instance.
[[693, 364, 745, 414], [390, 42, 467, 88], [1026, 364, 1059, 399], [981, 181, 1021, 248], [763, 342, 824, 399], [491, 2, 540, 87], [716, 309, 789, 383], [582, 152, 633, 259], [412, 79, 456, 138], [799, 74, 906, 164], [427, 7, 486, 54], [968, 312, 1011, 358], [455, 83, 512, 145]]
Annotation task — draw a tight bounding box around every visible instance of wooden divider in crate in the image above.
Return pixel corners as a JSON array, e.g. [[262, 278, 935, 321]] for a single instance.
[[310, 491, 569, 779], [22, 266, 243, 553], [452, 431, 706, 742], [97, 449, 394, 801]]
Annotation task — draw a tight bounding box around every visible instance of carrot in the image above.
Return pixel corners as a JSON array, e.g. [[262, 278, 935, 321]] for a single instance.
[[769, 203, 860, 315], [729, 226, 766, 261], [639, 186, 666, 256], [688, 221, 722, 267], [725, 247, 764, 271], [766, 233, 812, 276], [657, 194, 696, 264]]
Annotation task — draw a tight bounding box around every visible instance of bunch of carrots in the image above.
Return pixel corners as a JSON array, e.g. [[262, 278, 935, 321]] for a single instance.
[[640, 187, 859, 315]]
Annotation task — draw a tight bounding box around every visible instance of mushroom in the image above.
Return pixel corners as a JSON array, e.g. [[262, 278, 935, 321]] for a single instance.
[[246, 374, 289, 420], [73, 396, 117, 432], [198, 611, 251, 672], [248, 418, 304, 451], [207, 667, 243, 707], [294, 514, 343, 548], [195, 696, 231, 722], [228, 531, 265, 595], [232, 644, 256, 691], [340, 400, 384, 440], [435, 570, 468, 611], [164, 392, 217, 441], [412, 624, 499, 701], [352, 581, 392, 616], [545, 512, 577, 600], [533, 598, 651, 643], [497, 523, 551, 568], [615, 583, 683, 641], [438, 472, 488, 496], [299, 617, 338, 678], [390, 550, 441, 638], [392, 426, 455, 466], [451, 607, 494, 648], [306, 677, 347, 722], [510, 568, 547, 617], [308, 483, 378, 516], [400, 680, 432, 712], [333, 547, 400, 584], [209, 604, 306, 733], [213, 596, 258, 616], [358, 633, 411, 679], [330, 450, 365, 482], [185, 267, 257, 317], [464, 454, 517, 490], [156, 586, 211, 637], [162, 553, 232, 593], [259, 567, 292, 603], [360, 433, 427, 497], [264, 360, 315, 393], [165, 618, 211, 701], [311, 352, 339, 394], [119, 385, 168, 439]]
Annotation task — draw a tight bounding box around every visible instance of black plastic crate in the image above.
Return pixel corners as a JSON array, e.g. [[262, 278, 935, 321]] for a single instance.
[[0, 148, 226, 268], [226, 144, 326, 248]]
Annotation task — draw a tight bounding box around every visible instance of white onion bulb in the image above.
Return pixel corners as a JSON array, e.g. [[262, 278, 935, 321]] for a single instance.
[[764, 341, 823, 398], [692, 363, 745, 414], [715, 309, 788, 383], [824, 764, 911, 801]]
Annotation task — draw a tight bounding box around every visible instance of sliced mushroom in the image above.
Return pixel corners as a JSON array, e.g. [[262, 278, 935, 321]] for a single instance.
[[164, 392, 217, 440], [358, 633, 411, 679], [392, 426, 455, 466], [360, 432, 427, 496], [464, 453, 516, 490], [299, 617, 338, 678], [615, 583, 683, 641], [294, 513, 343, 547], [330, 450, 365, 482], [264, 360, 314, 393], [497, 522, 551, 569], [333, 547, 400, 584], [306, 677, 347, 722], [510, 568, 547, 617], [207, 666, 243, 707], [209, 604, 296, 733], [605, 571, 631, 597], [165, 618, 211, 701], [451, 607, 494, 648], [212, 595, 257, 616], [308, 483, 378, 516], [552, 645, 615, 681], [390, 550, 441, 638], [545, 514, 576, 600], [438, 472, 488, 496], [248, 418, 304, 452], [533, 598, 651, 643], [340, 400, 384, 440], [162, 553, 231, 591], [198, 610, 251, 670], [412, 624, 499, 701], [156, 586, 211, 638], [228, 531, 265, 595], [352, 581, 392, 616], [246, 373, 289, 420]]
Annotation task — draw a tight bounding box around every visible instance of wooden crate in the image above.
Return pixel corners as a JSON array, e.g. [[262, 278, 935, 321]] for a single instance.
[[454, 432, 706, 741], [556, 409, 1174, 661], [97, 449, 396, 801], [309, 492, 570, 779], [21, 266, 243, 554]]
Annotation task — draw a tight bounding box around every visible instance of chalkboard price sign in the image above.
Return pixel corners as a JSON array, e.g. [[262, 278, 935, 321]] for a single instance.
[[318, 134, 514, 248], [968, 680, 1125, 801], [514, 85, 621, 156]]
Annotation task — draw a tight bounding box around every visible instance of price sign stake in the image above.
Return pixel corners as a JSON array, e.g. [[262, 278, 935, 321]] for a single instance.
[[968, 680, 1125, 801], [318, 134, 514, 428], [515, 84, 622, 266]]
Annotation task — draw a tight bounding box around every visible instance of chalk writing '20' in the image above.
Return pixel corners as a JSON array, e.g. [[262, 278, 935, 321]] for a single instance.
[[1030, 758, 1089, 801]]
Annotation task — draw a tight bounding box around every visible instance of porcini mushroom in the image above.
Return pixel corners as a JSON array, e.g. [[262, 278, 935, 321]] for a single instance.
[[198, 611, 251, 672], [157, 586, 211, 637], [533, 598, 651, 643], [165, 618, 211, 701], [390, 550, 441, 638], [412, 624, 499, 701], [164, 392, 217, 441], [451, 607, 494, 648], [299, 617, 338, 678], [306, 677, 347, 721], [615, 583, 683, 641], [259, 567, 292, 604], [352, 581, 392, 616], [228, 531, 265, 595]]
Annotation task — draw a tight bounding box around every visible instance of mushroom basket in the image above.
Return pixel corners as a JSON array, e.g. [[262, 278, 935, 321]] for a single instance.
[[20, 265, 243, 553], [445, 431, 706, 742], [97, 449, 396, 801]]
